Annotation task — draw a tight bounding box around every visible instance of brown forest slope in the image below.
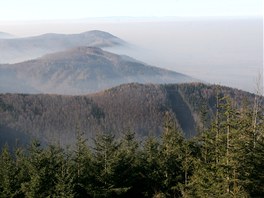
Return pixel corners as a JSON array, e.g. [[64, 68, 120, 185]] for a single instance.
[[0, 83, 260, 147]]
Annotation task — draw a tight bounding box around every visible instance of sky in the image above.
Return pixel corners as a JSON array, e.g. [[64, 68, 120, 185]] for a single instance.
[[0, 0, 262, 93], [0, 0, 262, 21]]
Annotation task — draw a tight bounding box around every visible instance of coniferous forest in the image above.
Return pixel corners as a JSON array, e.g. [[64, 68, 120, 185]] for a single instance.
[[0, 94, 263, 198]]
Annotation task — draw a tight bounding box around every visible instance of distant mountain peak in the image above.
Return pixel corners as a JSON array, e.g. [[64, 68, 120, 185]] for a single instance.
[[0, 30, 125, 64], [1, 47, 197, 94], [80, 30, 119, 38]]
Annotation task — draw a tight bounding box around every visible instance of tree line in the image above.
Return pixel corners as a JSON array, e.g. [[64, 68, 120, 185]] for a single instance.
[[0, 95, 263, 197]]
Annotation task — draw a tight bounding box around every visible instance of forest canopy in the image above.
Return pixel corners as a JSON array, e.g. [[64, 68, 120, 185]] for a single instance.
[[0, 93, 263, 197]]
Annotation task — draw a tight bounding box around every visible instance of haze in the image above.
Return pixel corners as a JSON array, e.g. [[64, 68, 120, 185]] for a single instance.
[[0, 0, 262, 93], [1, 17, 262, 93]]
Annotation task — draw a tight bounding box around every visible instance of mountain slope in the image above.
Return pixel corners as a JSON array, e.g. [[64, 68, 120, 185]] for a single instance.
[[0, 30, 125, 63], [164, 88, 196, 137], [0, 47, 196, 94], [0, 83, 260, 147], [0, 32, 15, 39]]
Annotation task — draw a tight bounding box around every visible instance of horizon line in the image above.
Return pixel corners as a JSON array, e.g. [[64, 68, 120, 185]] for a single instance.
[[0, 15, 262, 23]]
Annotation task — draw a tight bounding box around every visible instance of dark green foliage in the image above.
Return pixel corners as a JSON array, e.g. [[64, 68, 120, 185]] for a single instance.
[[139, 136, 163, 197], [19, 141, 75, 197], [91, 132, 121, 197], [185, 95, 264, 197], [91, 105, 105, 120], [0, 91, 263, 197], [0, 145, 20, 197], [72, 128, 92, 197], [112, 131, 141, 196], [159, 112, 185, 196]]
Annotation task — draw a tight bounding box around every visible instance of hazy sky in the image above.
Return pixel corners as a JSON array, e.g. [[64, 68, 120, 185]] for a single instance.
[[0, 0, 262, 93], [0, 0, 262, 21]]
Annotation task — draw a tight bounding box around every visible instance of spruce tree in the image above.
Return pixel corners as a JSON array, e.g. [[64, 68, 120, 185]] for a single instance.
[[112, 130, 140, 196], [187, 96, 249, 197], [160, 112, 185, 197], [237, 99, 264, 196], [73, 127, 93, 197], [0, 145, 18, 197], [139, 135, 162, 197], [91, 132, 121, 197]]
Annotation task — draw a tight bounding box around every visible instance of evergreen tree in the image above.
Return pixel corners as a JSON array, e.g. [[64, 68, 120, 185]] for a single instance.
[[237, 98, 264, 197], [20, 140, 44, 197], [53, 146, 75, 198], [139, 135, 162, 197], [112, 130, 140, 196], [187, 96, 249, 197], [160, 112, 185, 197], [91, 132, 121, 197], [21, 141, 68, 197], [73, 127, 93, 197], [0, 91, 263, 197], [0, 145, 19, 197]]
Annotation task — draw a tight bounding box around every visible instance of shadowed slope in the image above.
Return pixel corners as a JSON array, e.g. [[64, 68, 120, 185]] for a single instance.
[[0, 83, 260, 147]]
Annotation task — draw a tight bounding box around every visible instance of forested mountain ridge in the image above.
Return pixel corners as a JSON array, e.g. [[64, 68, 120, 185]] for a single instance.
[[0, 46, 195, 94], [0, 82, 263, 197], [0, 83, 261, 147]]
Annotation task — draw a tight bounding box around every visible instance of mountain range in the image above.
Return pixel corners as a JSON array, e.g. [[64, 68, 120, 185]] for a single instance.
[[0, 30, 260, 149], [0, 83, 259, 147], [0, 30, 124, 64], [0, 46, 195, 94]]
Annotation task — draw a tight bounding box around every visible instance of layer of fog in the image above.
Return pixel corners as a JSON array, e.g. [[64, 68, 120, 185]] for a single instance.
[[0, 17, 262, 93]]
